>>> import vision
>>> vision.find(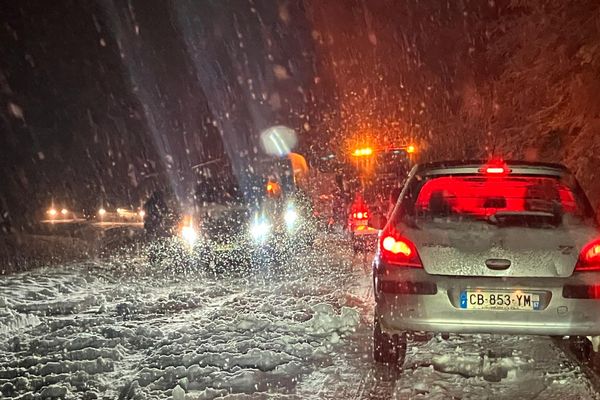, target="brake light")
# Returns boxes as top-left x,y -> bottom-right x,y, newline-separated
480,160 -> 510,175
379,230 -> 422,268
382,236 -> 412,256
485,167 -> 505,174
576,239 -> 600,271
